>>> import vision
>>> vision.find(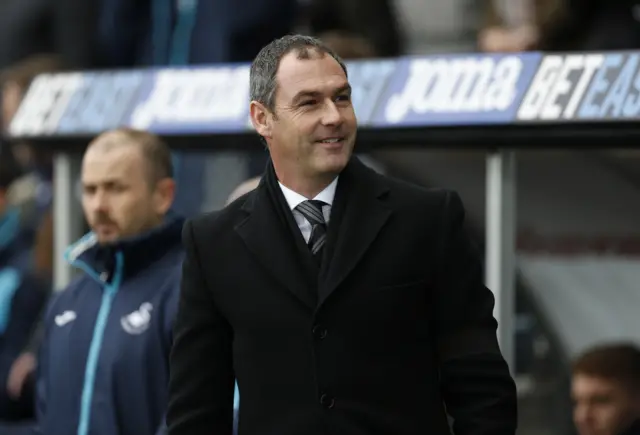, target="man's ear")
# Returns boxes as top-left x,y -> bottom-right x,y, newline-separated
153,178 -> 176,216
250,101 -> 273,140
